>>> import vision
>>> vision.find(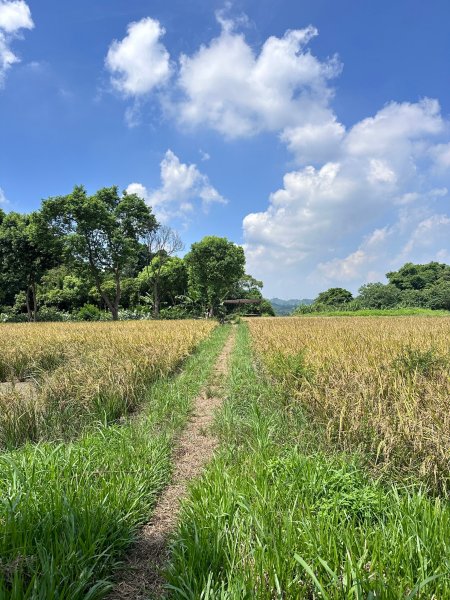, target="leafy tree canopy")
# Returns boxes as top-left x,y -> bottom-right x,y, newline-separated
357,283 -> 402,309
386,262 -> 450,290
137,256 -> 188,308
315,287 -> 353,306
39,266 -> 90,311
186,236 -> 245,316
42,185 -> 157,319
425,281 -> 450,310
0,211 -> 61,319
